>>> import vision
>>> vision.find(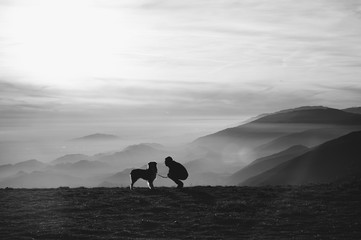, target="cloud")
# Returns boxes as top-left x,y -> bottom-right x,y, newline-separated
0,80 -> 60,107
0,80 -> 54,97
1,0 -> 361,141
